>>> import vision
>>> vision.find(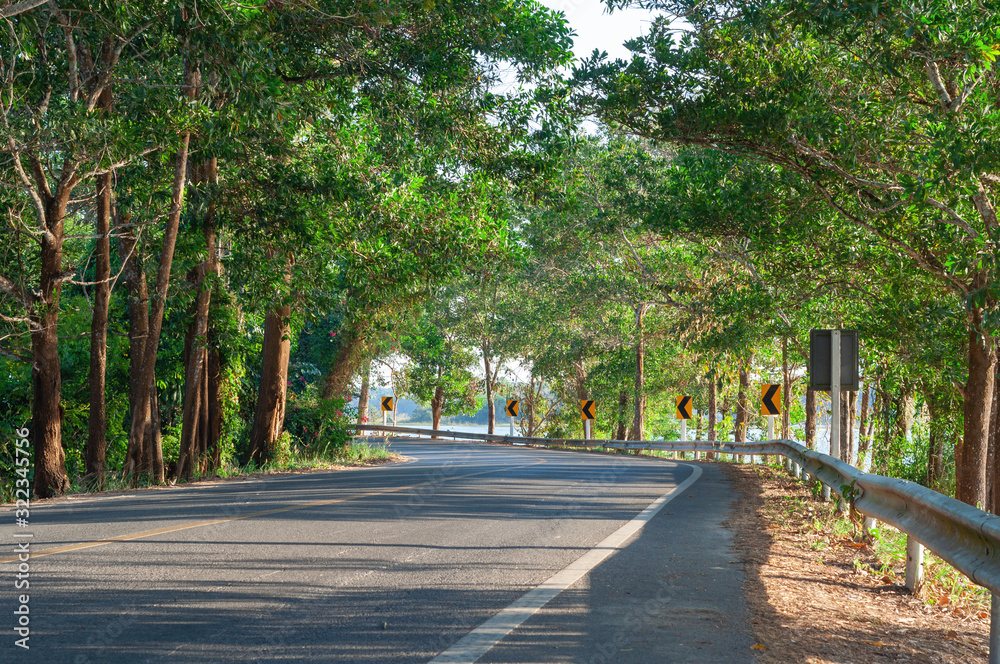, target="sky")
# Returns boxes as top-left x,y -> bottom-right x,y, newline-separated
538,0 -> 657,63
